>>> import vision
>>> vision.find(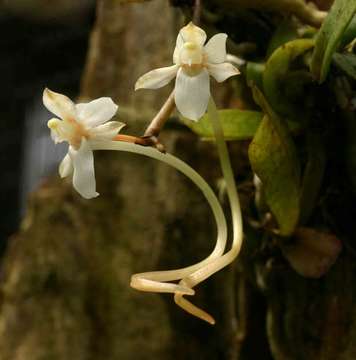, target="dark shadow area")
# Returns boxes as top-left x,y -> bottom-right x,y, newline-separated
0,8 -> 94,254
